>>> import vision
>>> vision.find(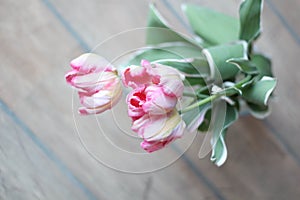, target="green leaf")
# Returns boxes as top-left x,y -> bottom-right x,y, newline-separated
125,42 -> 202,66
155,57 -> 209,75
242,76 -> 277,106
247,102 -> 271,119
211,131 -> 228,166
182,104 -> 211,132
202,41 -> 248,80
227,58 -> 258,74
157,59 -> 210,86
211,104 -> 238,166
198,109 -> 211,132
182,4 -> 239,46
147,4 -> 199,46
251,54 -> 273,78
239,0 -> 263,42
